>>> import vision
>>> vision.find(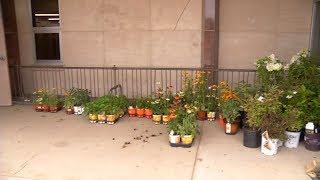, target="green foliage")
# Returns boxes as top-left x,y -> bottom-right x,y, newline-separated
64,88 -> 91,107
151,99 -> 164,115
168,109 -> 199,137
136,97 -> 147,108
283,106 -> 304,132
234,82 -> 258,108
32,89 -> 49,105
84,101 -> 100,115
47,92 -> 61,106
244,86 -> 283,129
261,112 -> 287,141
220,99 -> 241,123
